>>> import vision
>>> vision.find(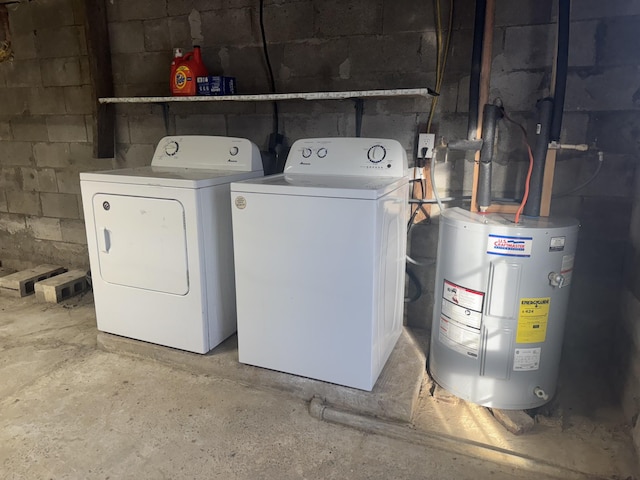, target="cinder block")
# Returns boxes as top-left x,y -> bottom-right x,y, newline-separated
0,213 -> 27,235
20,167 -> 58,193
28,87 -> 67,114
201,8 -> 255,45
11,116 -> 48,142
0,141 -> 34,166
565,67 -> 639,112
11,117 -> 48,142
6,190 -> 41,215
60,219 -> 87,244
0,118 -> 11,141
128,115 -> 167,144
40,58 -> 83,87
7,3 -> 35,35
115,144 -> 155,168
109,0 -> 168,22
0,89 -> 29,116
0,264 -> 66,297
494,0 -> 553,26
382,0 -> 433,34
64,86 -> 93,115
32,0 -> 75,29
261,2 -> 314,42
314,0 -> 382,37
0,190 -> 7,213
0,266 -> 17,277
142,18 -> 171,52
33,142 -> 72,168
40,192 -> 80,219
1,59 -> 43,87
0,167 -> 19,189
11,33 -> 38,60
168,15 -> 191,48
109,21 -> 146,54
35,269 -> 88,303
35,26 -> 83,58
174,115 -> 226,136
46,115 -> 87,142
56,170 -> 81,194
26,216 -> 62,241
